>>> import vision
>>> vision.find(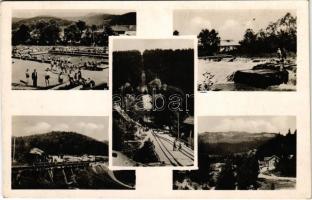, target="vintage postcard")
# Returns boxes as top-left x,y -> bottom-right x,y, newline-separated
1,1 -> 310,199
